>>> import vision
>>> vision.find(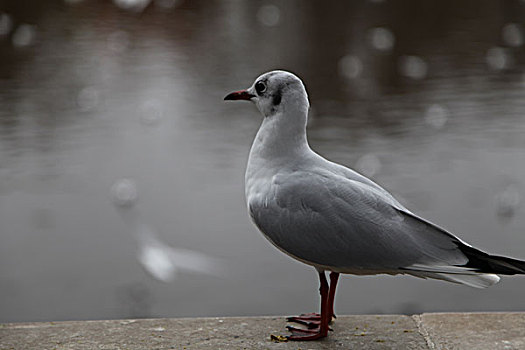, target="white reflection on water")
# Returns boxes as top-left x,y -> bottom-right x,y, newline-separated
256,4 -> 281,27
113,0 -> 151,13
112,178 -> 224,283
502,23 -> 523,48
11,24 -> 37,48
137,225 -> 224,282
355,153 -> 382,178
111,178 -> 139,208
0,13 -> 13,36
399,55 -> 428,80
486,47 -> 511,71
495,184 -> 522,220
339,54 -> 363,80
368,27 -> 395,52
424,104 -> 449,130
76,86 -> 100,112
